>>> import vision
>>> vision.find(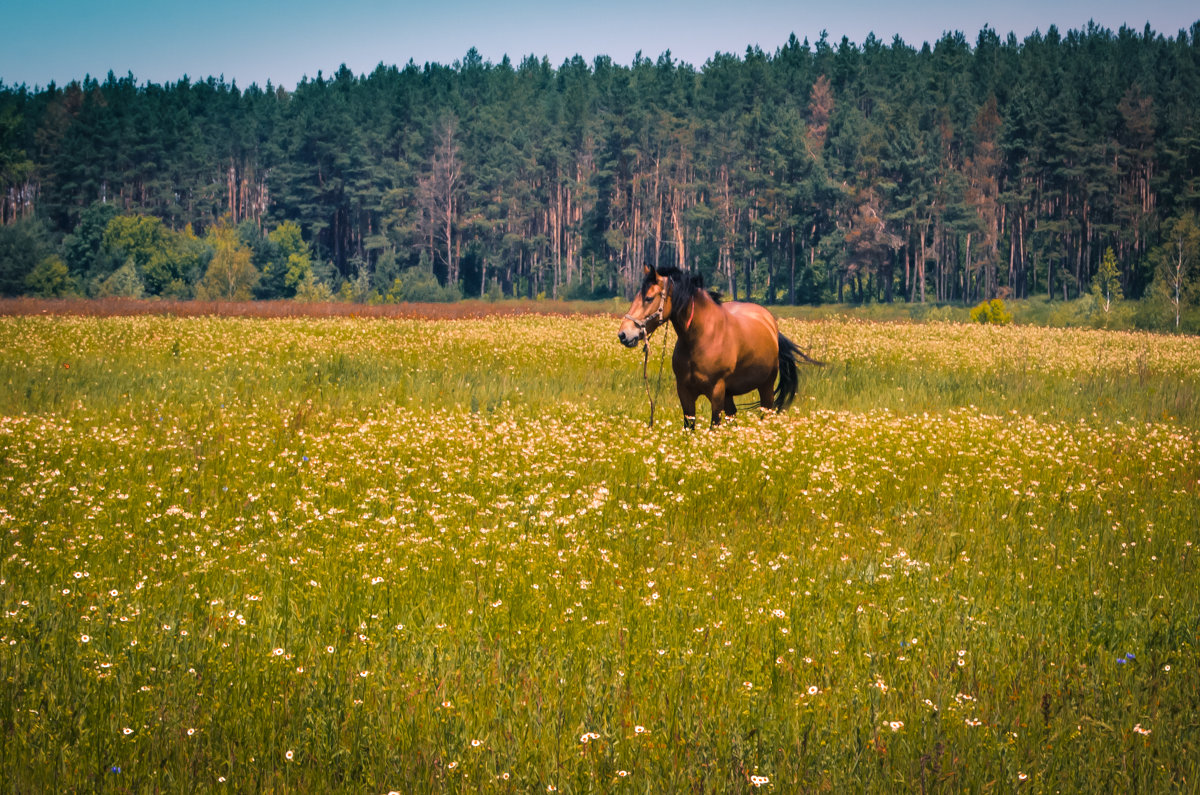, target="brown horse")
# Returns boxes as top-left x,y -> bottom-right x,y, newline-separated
618,264 -> 821,428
